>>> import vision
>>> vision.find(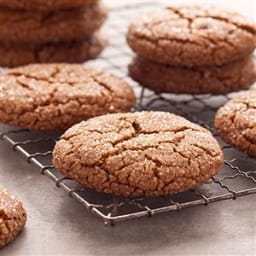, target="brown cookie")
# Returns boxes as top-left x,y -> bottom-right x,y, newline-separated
0,186 -> 27,248
129,56 -> 256,94
0,3 -> 107,44
215,91 -> 256,156
0,64 -> 136,130
0,0 -> 97,11
127,4 -> 256,67
0,33 -> 107,67
53,112 -> 223,197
